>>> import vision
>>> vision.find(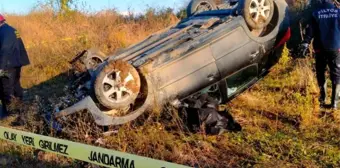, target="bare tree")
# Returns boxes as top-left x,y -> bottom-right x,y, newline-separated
47,0 -> 73,14
59,0 -> 72,13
